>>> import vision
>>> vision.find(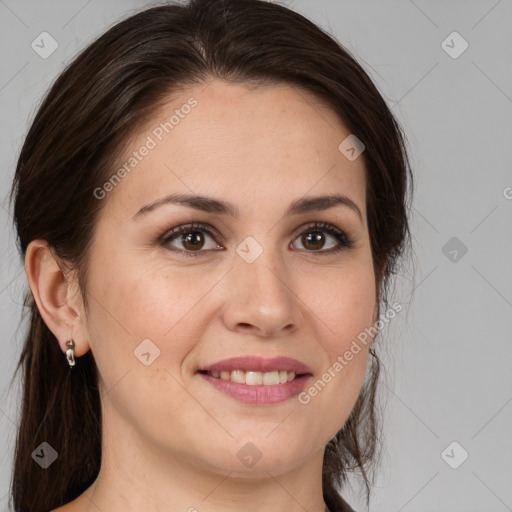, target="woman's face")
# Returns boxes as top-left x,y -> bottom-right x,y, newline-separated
79,79 -> 378,477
